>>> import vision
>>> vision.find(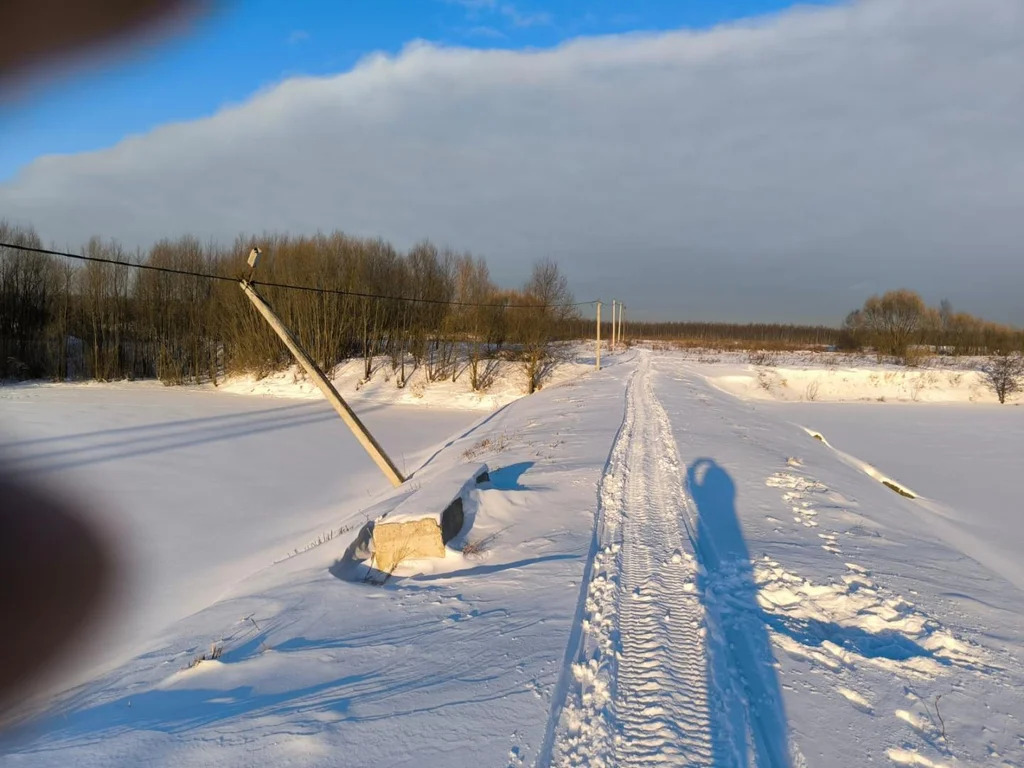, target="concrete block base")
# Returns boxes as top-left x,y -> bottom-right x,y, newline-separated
368,463 -> 485,574
372,518 -> 446,574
